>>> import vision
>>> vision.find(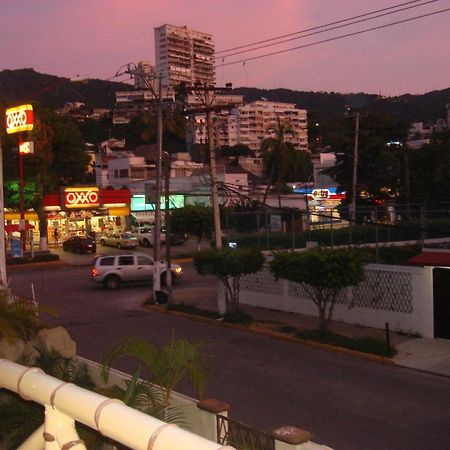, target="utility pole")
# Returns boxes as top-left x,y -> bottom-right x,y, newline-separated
119,64 -> 167,299
345,109 -> 367,224
350,111 -> 360,225
205,88 -> 222,248
180,82 -> 235,249
164,152 -> 172,304
0,135 -> 7,287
